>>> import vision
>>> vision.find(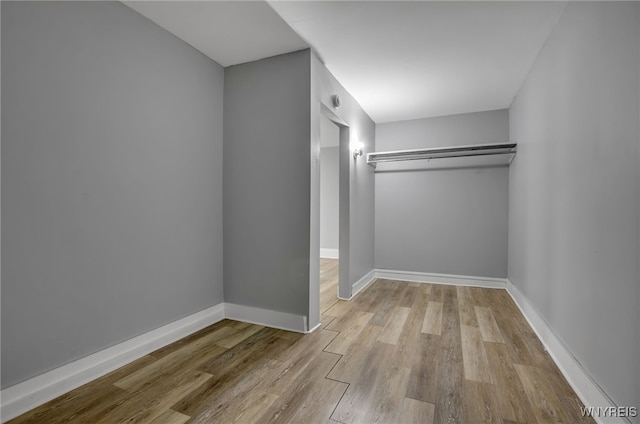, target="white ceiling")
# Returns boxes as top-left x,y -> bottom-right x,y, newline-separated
123,1 -> 566,123
123,1 -> 307,67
